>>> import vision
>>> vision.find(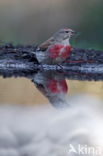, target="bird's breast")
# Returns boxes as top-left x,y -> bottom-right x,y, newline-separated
48,44 -> 71,59
59,45 -> 71,58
